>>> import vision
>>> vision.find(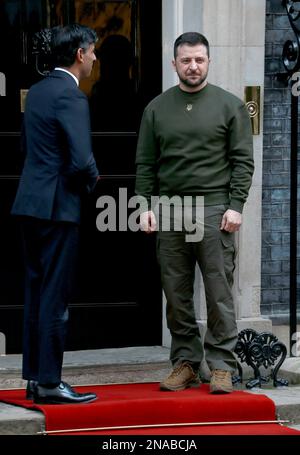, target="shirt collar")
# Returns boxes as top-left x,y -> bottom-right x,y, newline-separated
54,67 -> 79,86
